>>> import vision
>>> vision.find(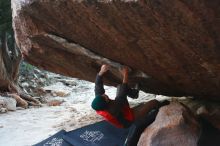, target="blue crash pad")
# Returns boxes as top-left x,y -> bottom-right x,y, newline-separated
63,121 -> 129,146
33,130 -> 72,146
